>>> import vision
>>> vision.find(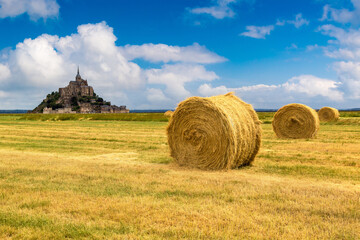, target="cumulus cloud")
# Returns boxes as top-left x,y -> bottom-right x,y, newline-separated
240,25 -> 274,39
319,24 -> 360,48
146,88 -> 170,103
324,48 -> 360,59
0,22 -> 143,108
318,20 -> 360,100
146,64 -> 219,100
198,83 -> 229,96
0,21 -> 226,109
2,22 -> 143,92
0,63 -> 10,82
0,0 -> 59,20
120,43 -> 227,64
190,0 -> 237,19
283,75 -> 343,101
318,24 -> 360,59
334,61 -> 360,99
198,75 -> 343,108
320,0 -> 360,24
12,34 -> 67,87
